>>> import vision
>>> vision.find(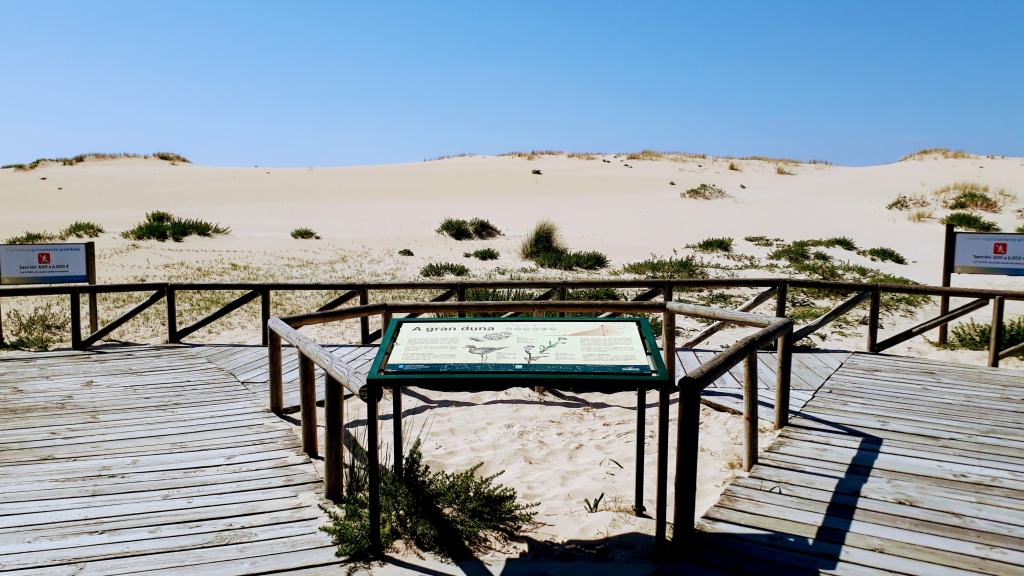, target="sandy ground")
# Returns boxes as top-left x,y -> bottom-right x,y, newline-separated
2,152 -> 1023,568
